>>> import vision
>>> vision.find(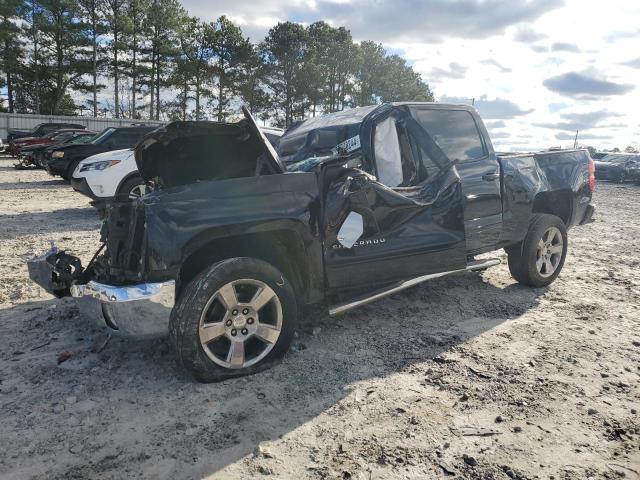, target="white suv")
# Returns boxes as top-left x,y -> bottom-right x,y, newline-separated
70,148 -> 148,205
71,126 -> 283,207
